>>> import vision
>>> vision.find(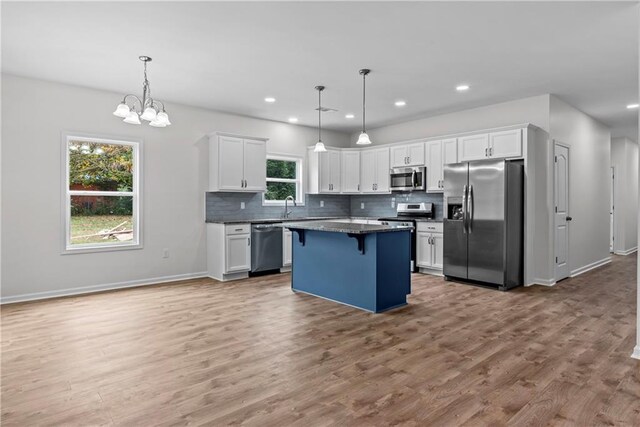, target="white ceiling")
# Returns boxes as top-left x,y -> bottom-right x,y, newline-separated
2,1 -> 638,140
